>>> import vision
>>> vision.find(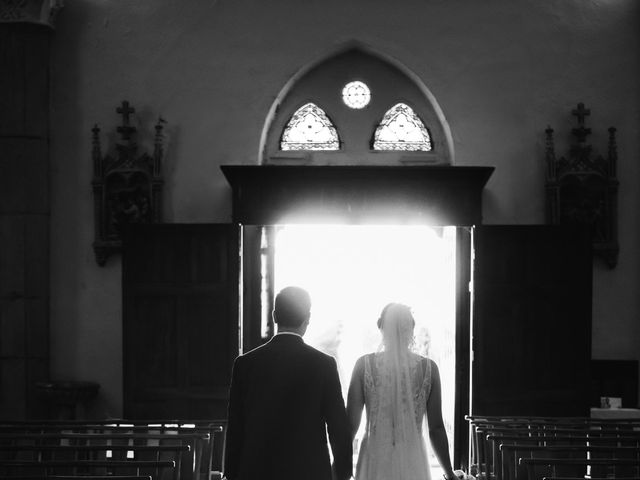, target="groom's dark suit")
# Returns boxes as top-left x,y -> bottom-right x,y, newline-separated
224,333 -> 352,480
